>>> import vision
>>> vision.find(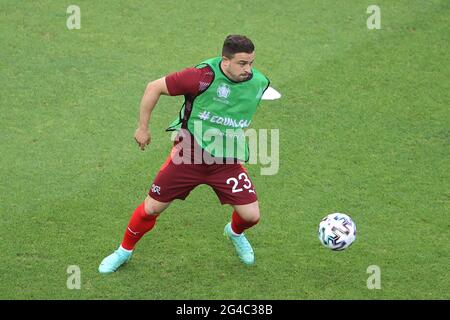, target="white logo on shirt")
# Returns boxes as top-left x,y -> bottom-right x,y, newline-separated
217,83 -> 231,99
